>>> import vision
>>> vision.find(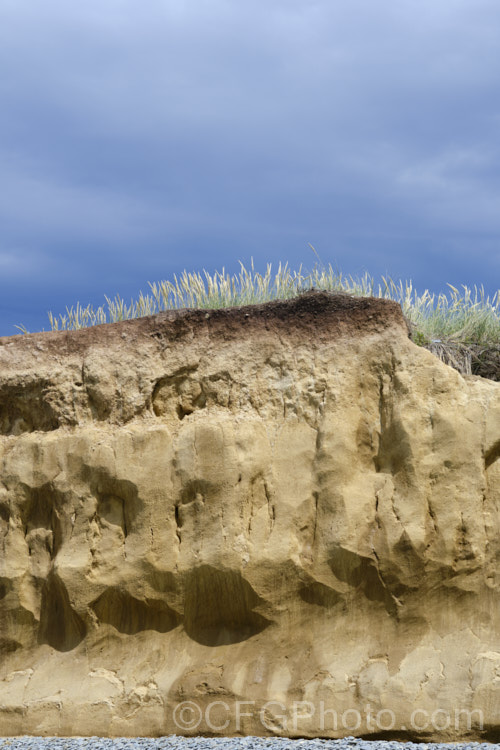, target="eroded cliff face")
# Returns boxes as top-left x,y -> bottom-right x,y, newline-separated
0,293 -> 499,740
